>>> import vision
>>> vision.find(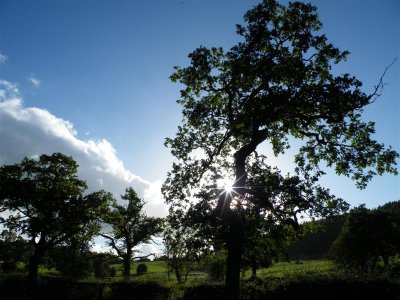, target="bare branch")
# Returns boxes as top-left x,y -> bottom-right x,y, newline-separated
99,233 -> 124,258
368,57 -> 397,103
